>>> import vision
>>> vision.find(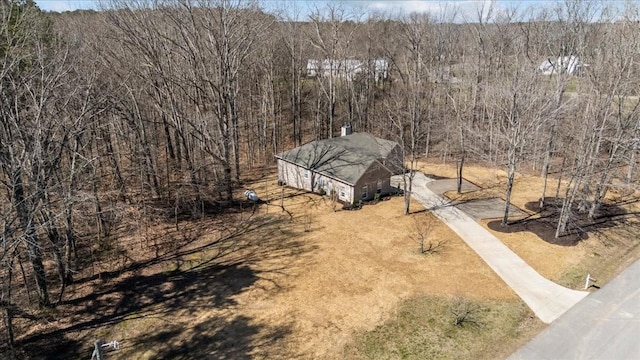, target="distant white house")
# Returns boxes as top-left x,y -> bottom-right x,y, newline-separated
306,59 -> 389,81
538,56 -> 585,75
373,59 -> 389,81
